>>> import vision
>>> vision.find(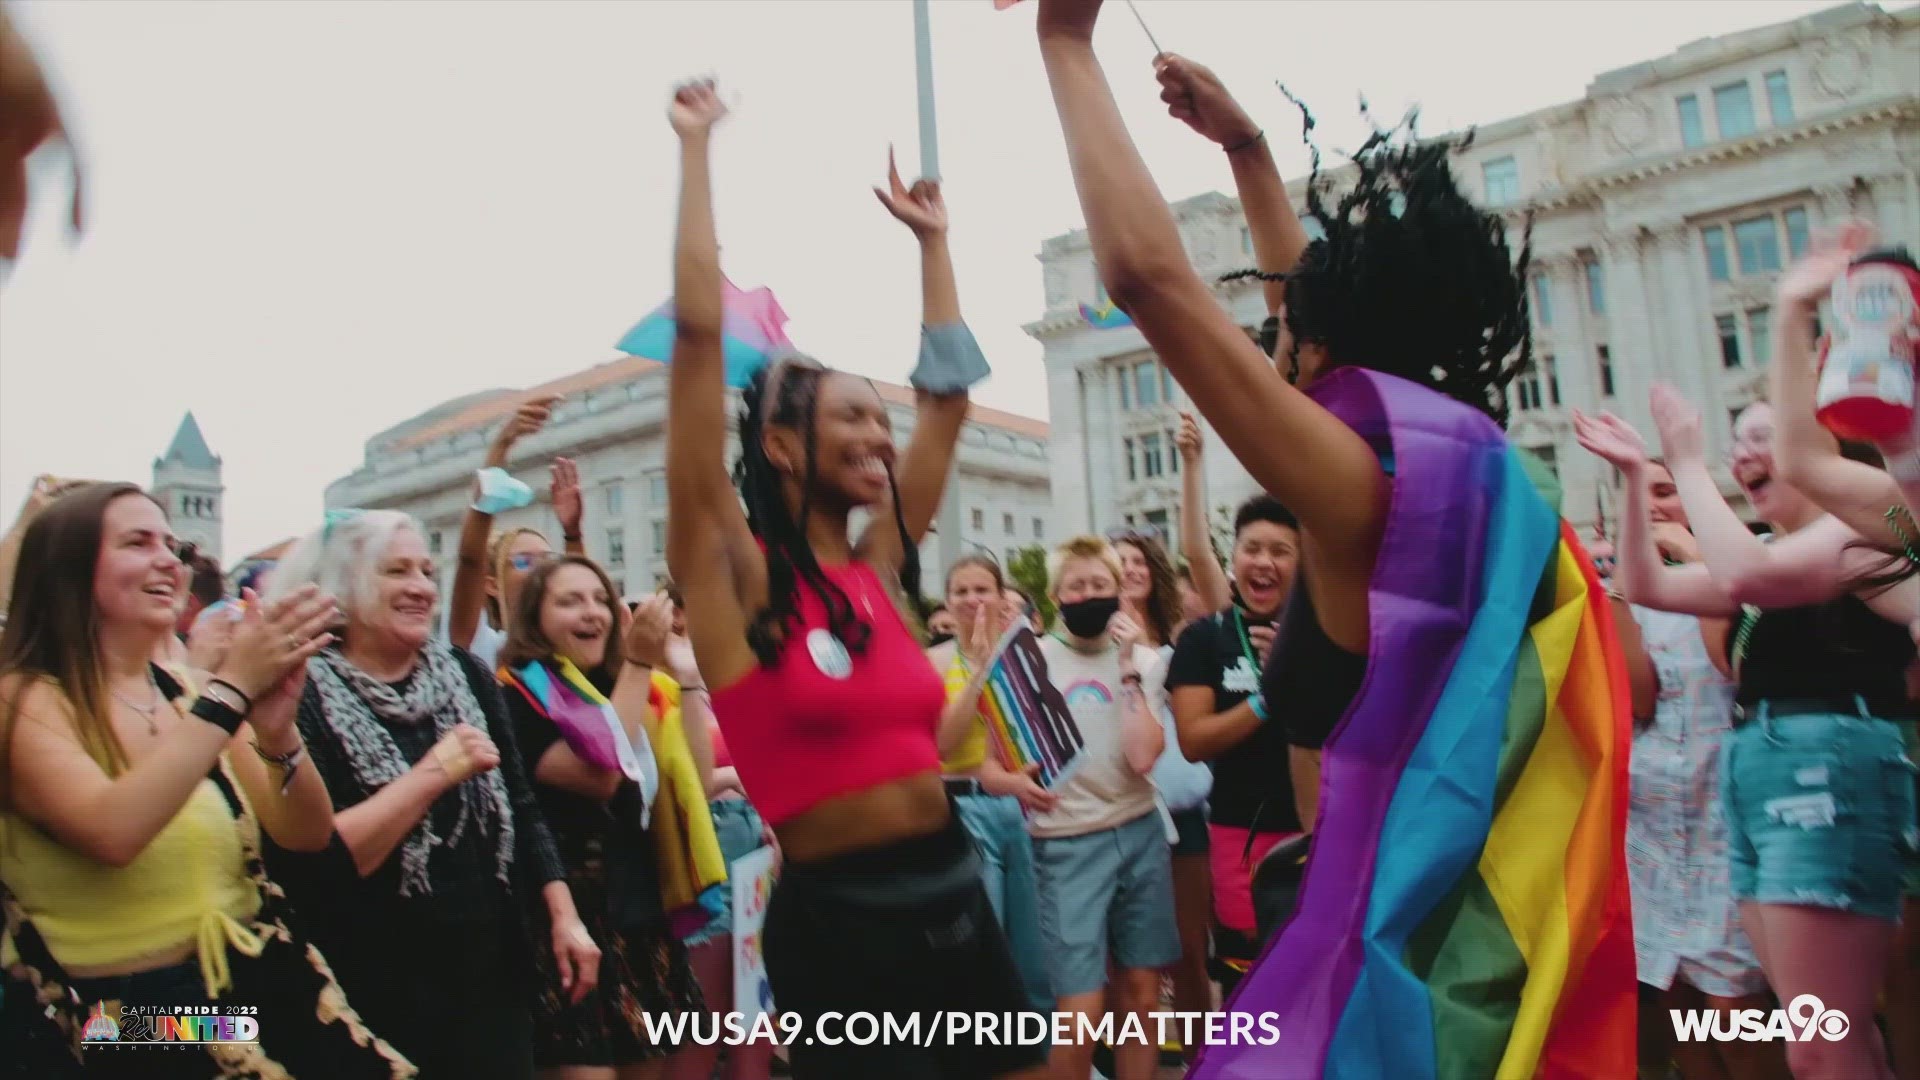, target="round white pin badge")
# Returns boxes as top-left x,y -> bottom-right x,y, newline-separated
806,628 -> 853,680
